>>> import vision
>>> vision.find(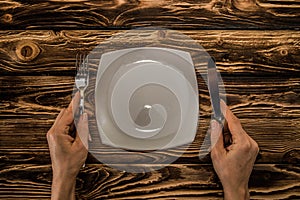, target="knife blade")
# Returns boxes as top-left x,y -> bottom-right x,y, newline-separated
207,57 -> 224,124
207,57 -> 231,147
